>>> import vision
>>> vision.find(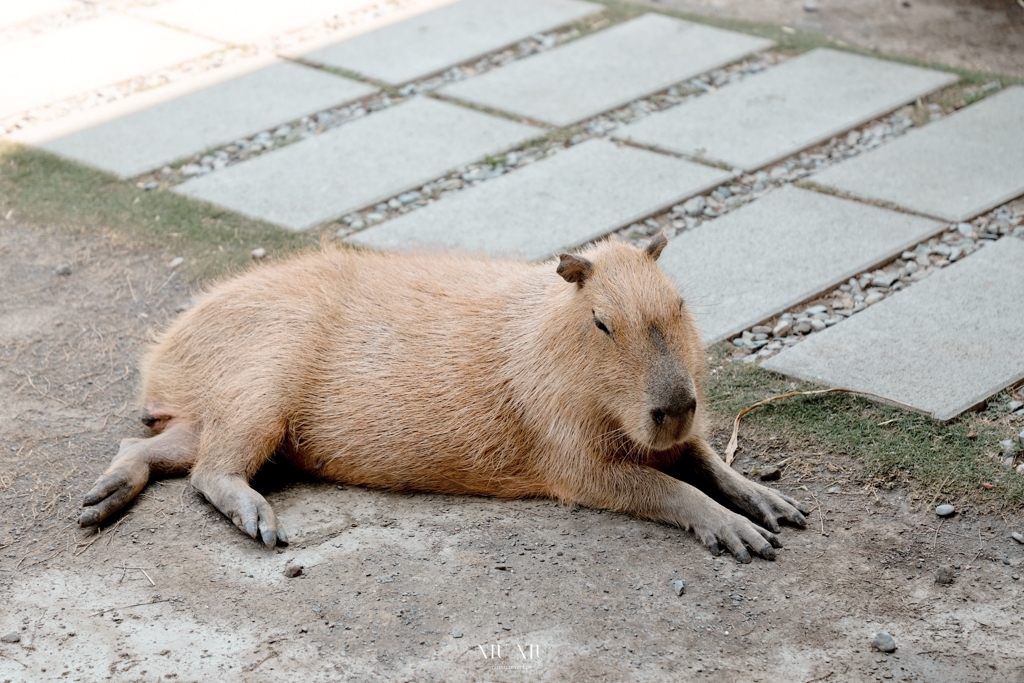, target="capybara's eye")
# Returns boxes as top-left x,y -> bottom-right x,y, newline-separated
594,318 -> 611,335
